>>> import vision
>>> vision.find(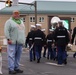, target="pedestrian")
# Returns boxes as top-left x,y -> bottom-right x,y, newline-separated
34,24 -> 45,63
4,10 -> 25,74
52,22 -> 59,61
26,25 -> 36,62
46,29 -> 54,60
71,27 -> 76,58
54,20 -> 70,65
41,29 -> 47,58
